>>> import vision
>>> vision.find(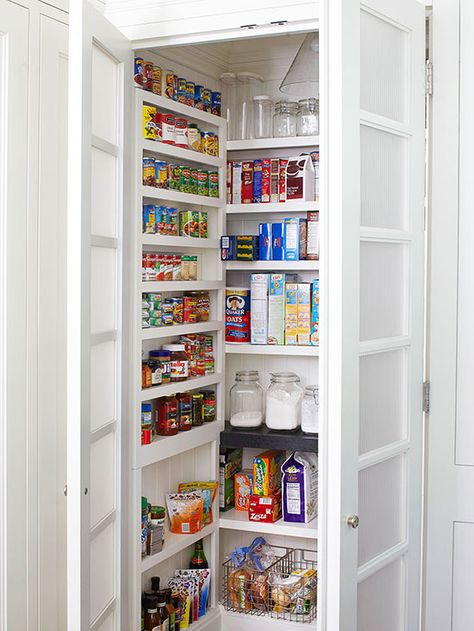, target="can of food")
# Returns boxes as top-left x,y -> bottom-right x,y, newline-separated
134,57 -> 144,86
177,77 -> 187,104
142,105 -> 157,140
180,166 -> 191,194
211,91 -> 221,116
194,85 -> 204,110
143,61 -> 154,91
201,131 -> 216,156
154,111 -> 162,140
186,81 -> 195,107
208,171 -> 219,197
191,393 -> 204,426
174,117 -> 188,148
187,124 -> 201,152
197,170 -> 209,196
201,88 -> 212,112
163,69 -> 175,99
190,168 -> 198,195
143,157 -> 156,187
155,160 -> 168,189
152,65 -> 161,89
167,164 -> 180,190
161,113 -> 175,145
225,288 -> 251,343
198,211 -> 208,238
